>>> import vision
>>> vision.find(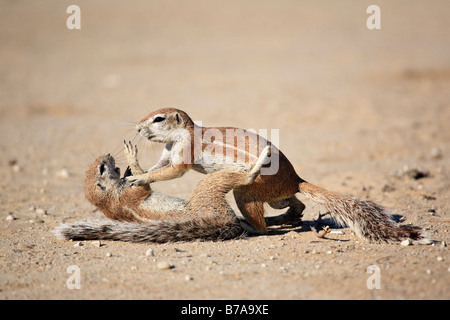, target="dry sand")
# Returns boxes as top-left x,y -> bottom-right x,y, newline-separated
0,0 -> 449,299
